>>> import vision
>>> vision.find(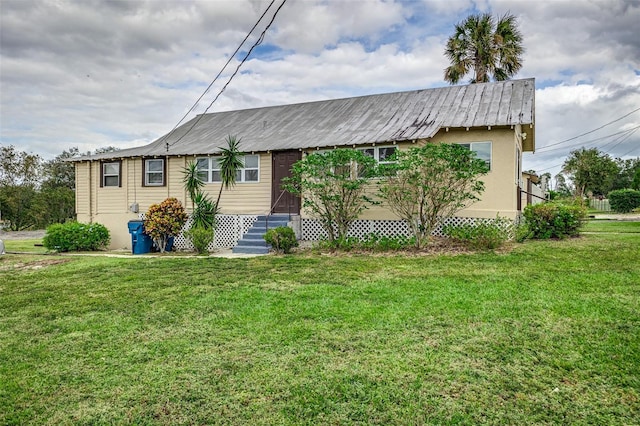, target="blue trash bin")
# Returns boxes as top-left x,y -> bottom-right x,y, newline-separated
128,220 -> 152,254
